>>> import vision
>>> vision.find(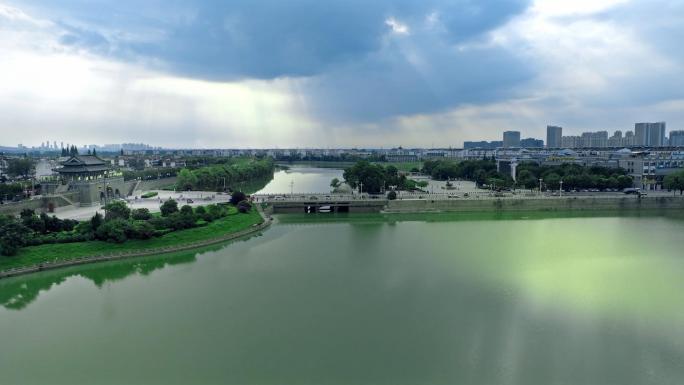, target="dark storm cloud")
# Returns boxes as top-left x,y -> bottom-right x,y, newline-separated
17,0 -> 530,80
